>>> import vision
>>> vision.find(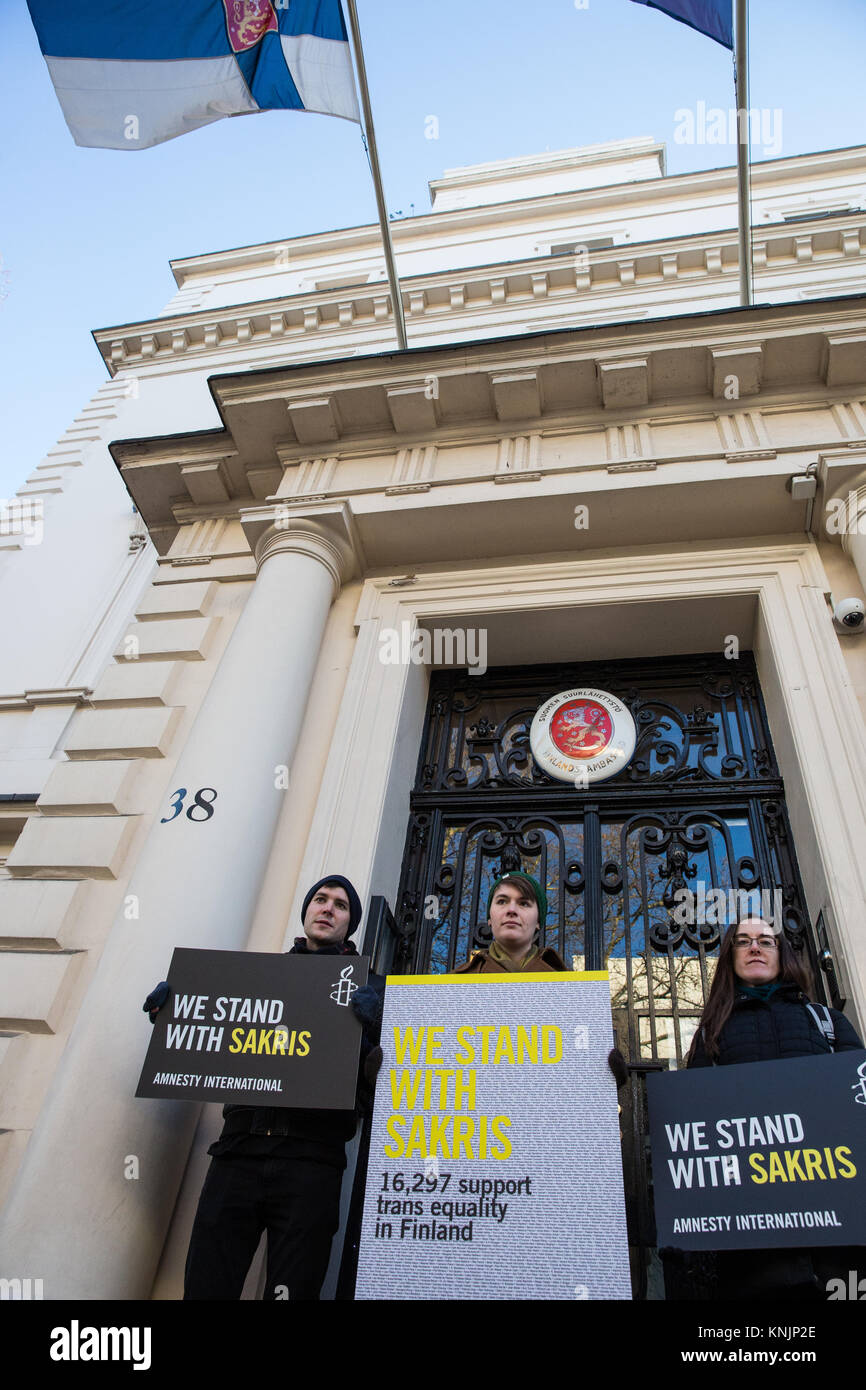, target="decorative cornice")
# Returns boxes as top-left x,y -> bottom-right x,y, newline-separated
108,298 -> 866,554
607,460 -> 656,474
726,449 -> 777,463
95,214 -> 866,374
